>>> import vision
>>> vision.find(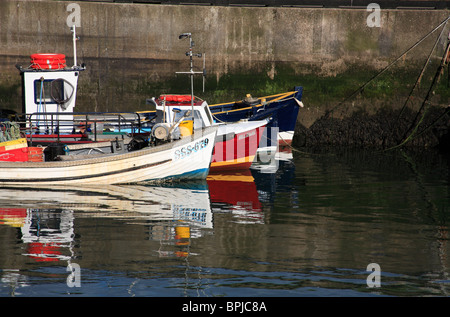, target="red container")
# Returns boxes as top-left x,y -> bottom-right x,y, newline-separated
0,147 -> 29,162
27,147 -> 44,162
